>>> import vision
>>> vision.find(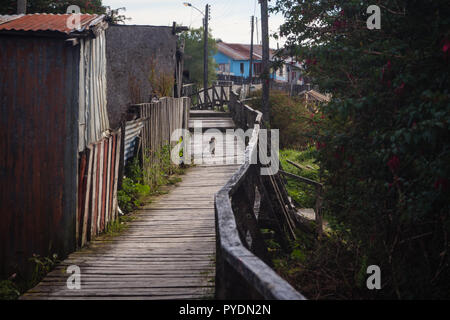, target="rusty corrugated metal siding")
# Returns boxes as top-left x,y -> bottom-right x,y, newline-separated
0,36 -> 80,277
